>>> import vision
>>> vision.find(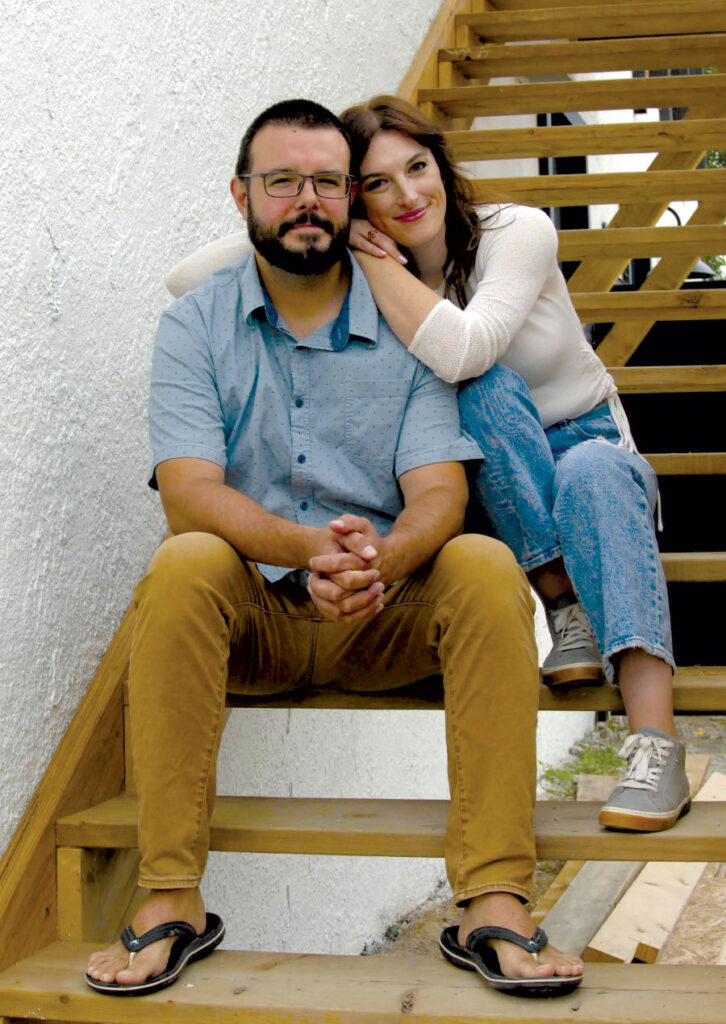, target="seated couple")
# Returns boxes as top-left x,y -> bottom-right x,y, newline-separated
86,95 -> 687,1000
